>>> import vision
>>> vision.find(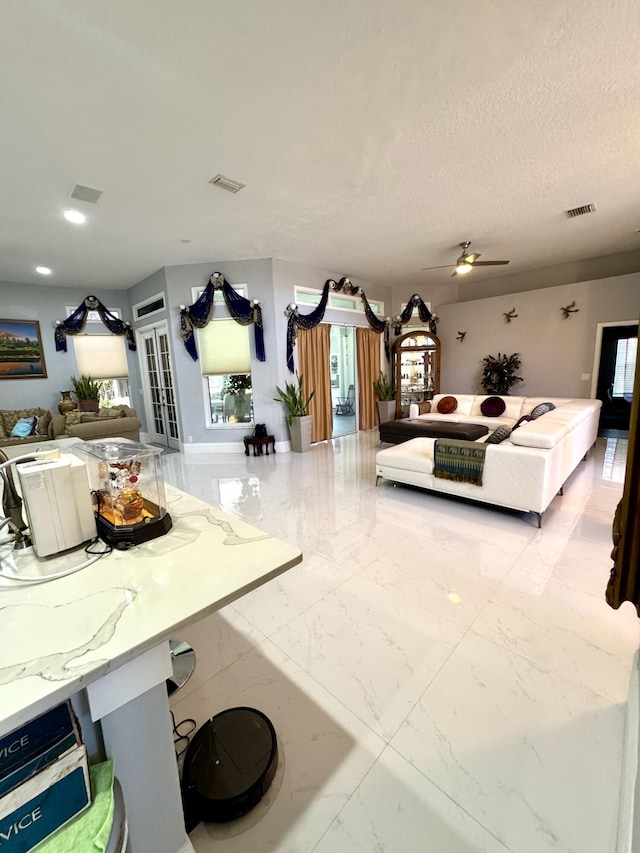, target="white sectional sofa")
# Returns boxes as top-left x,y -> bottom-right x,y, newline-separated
375,393 -> 602,526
